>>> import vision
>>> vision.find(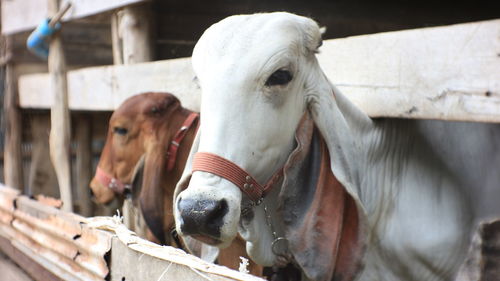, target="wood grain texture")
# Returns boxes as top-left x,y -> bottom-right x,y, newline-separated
18,19 -> 500,122
75,115 -> 92,216
48,0 -> 73,212
3,37 -> 24,190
